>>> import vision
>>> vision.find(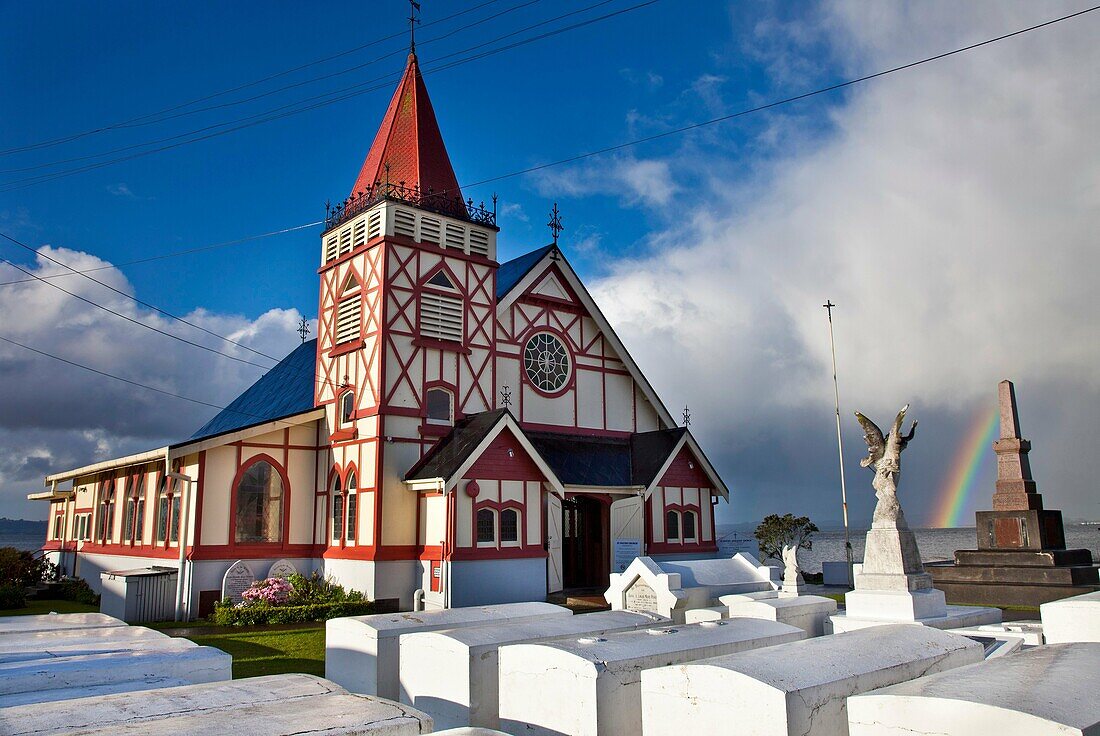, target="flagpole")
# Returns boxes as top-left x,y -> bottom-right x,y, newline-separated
823,300 -> 852,587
